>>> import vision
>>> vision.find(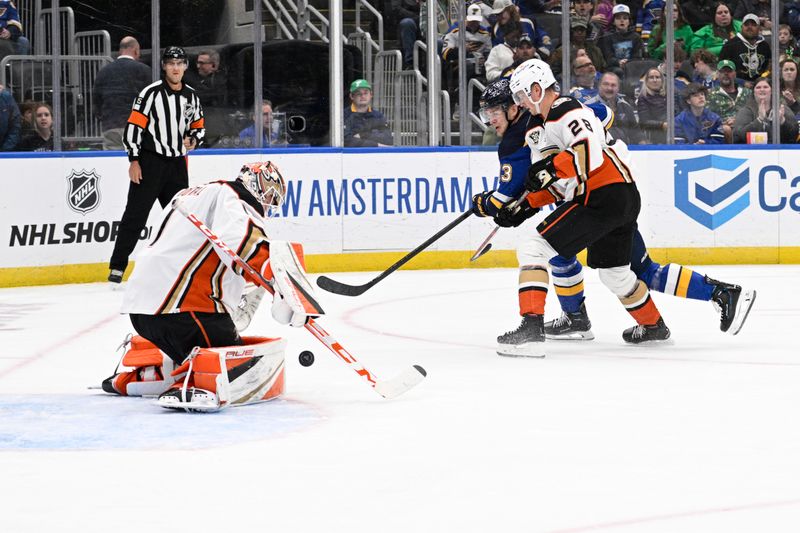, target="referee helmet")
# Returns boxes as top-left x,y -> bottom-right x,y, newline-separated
162,46 -> 188,64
